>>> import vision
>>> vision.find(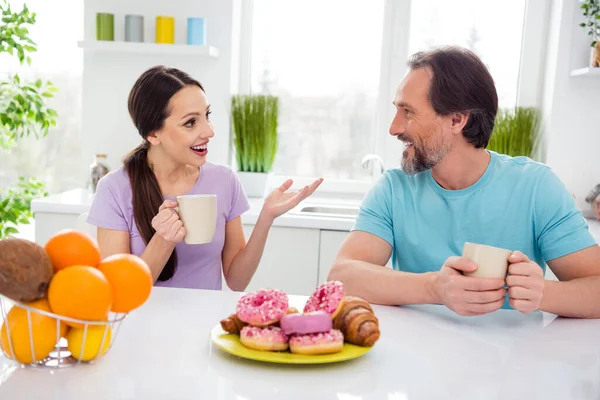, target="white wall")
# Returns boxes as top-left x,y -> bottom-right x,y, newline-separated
543,0 -> 600,217
81,0 -> 236,186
